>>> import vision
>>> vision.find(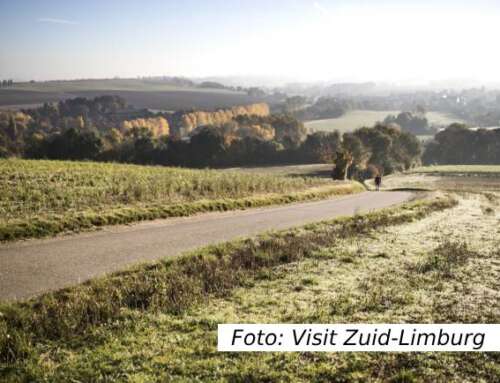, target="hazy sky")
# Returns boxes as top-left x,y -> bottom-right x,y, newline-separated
1,0 -> 500,84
